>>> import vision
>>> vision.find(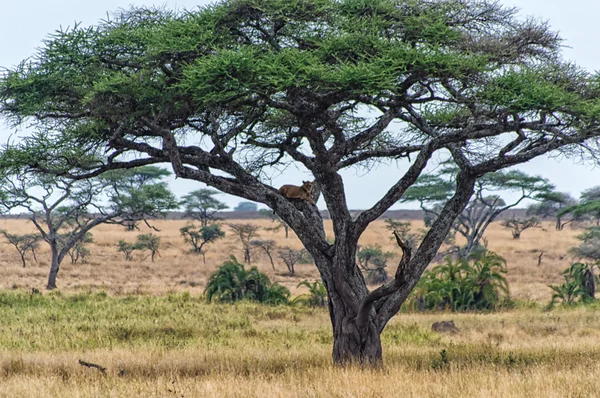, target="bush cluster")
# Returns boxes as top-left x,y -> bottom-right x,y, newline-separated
409,251 -> 509,311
